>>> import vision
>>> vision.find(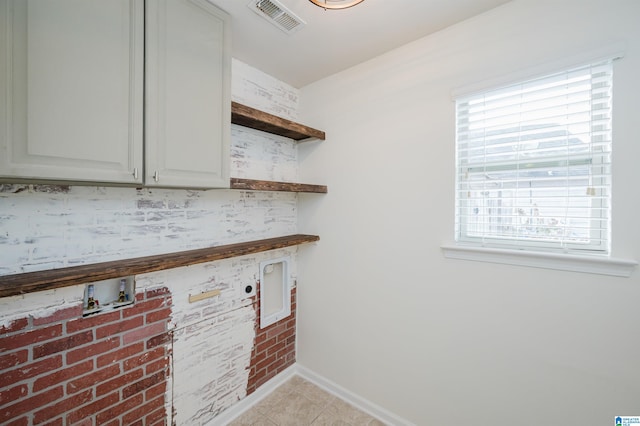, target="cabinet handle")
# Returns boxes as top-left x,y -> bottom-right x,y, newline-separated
133,168 -> 138,180
154,171 -> 159,182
